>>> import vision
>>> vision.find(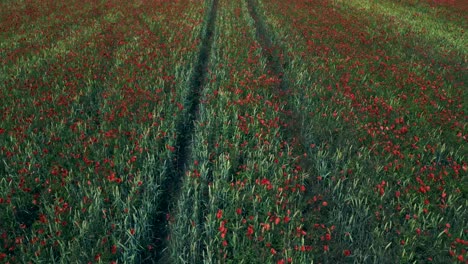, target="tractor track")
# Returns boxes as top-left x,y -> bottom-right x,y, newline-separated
246,0 -> 287,91
147,0 -> 219,262
245,0 -> 312,171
